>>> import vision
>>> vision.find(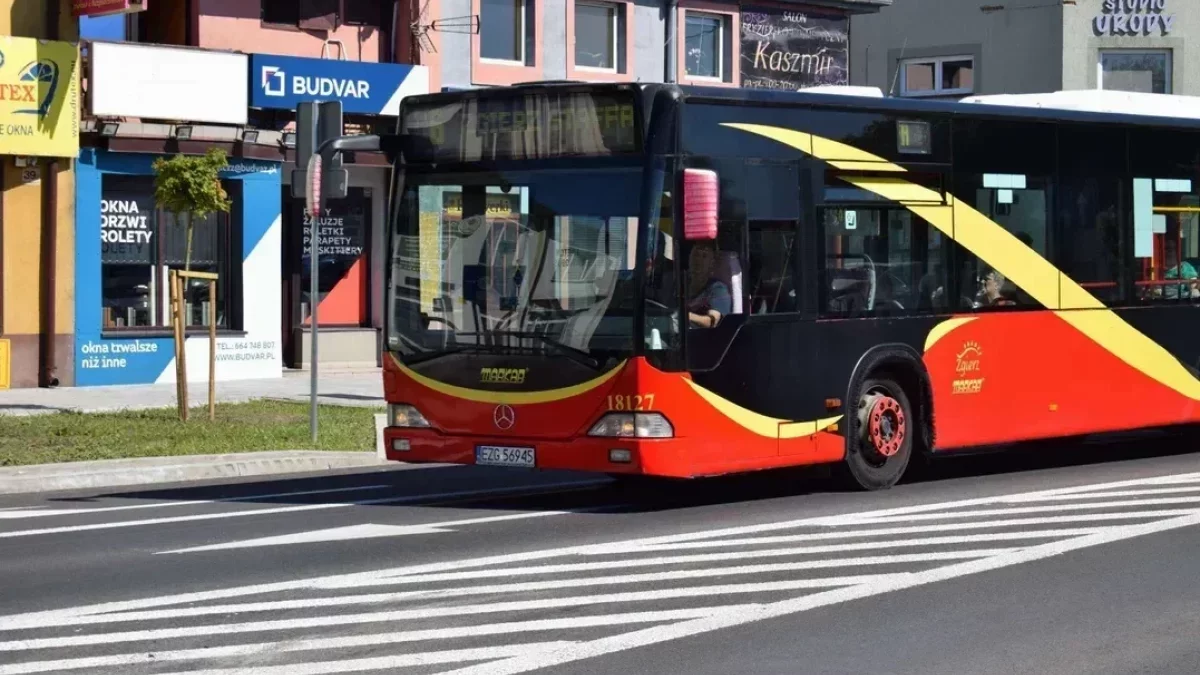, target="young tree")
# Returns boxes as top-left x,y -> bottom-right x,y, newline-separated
152,148 -> 233,421
152,148 -> 233,274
